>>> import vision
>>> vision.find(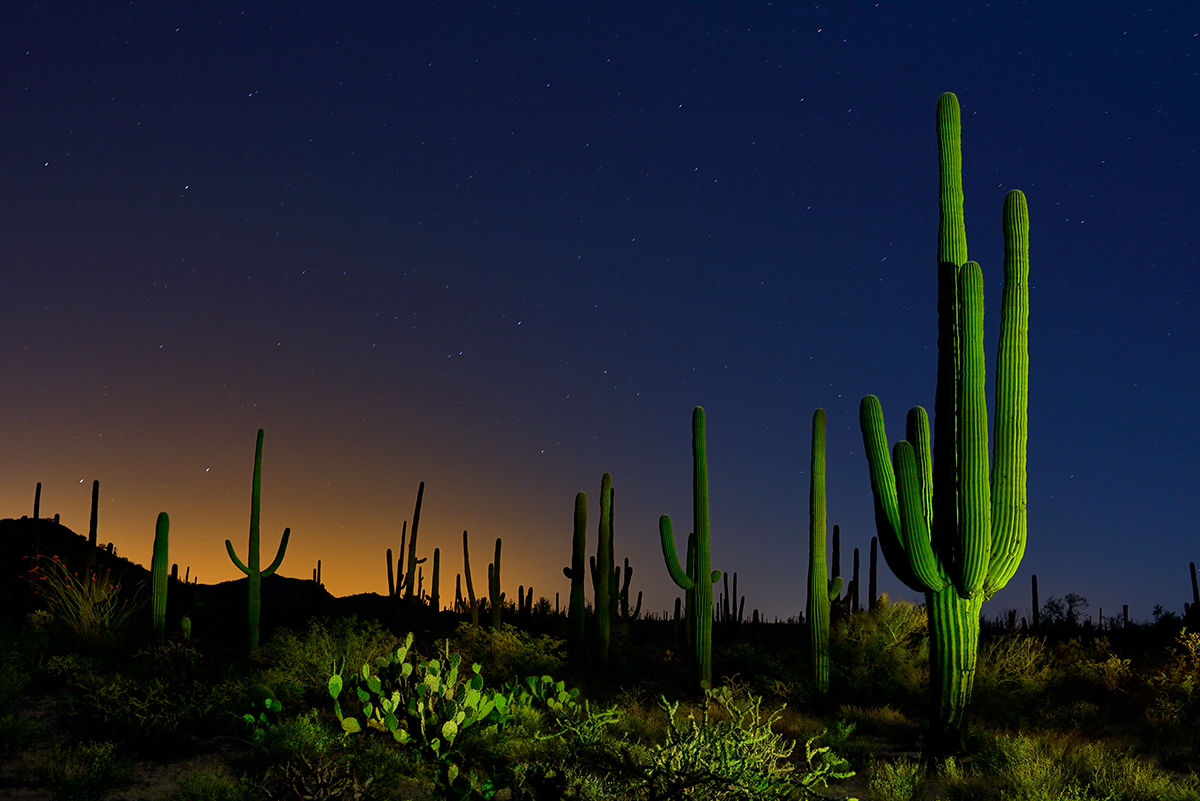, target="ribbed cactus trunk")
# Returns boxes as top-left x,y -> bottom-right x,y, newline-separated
463,530 -> 479,627
565,492 -> 588,667
858,93 -> 1030,753
488,537 -> 503,629
806,409 -> 842,695
151,512 -> 170,637
594,474 -> 614,662
225,429 -> 291,656
660,406 -> 722,690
